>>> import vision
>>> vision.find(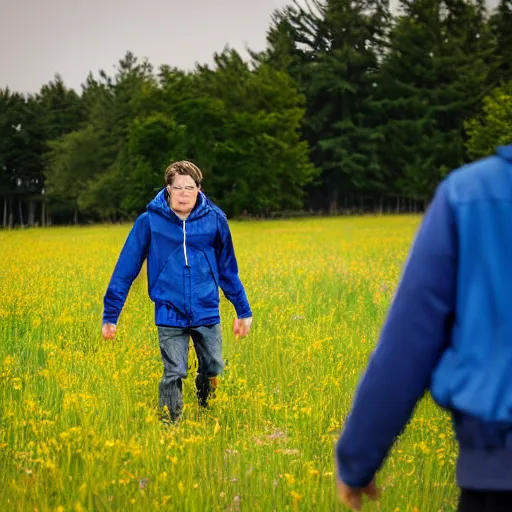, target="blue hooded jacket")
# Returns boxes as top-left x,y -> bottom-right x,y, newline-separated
336,145 -> 512,491
103,189 -> 252,328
